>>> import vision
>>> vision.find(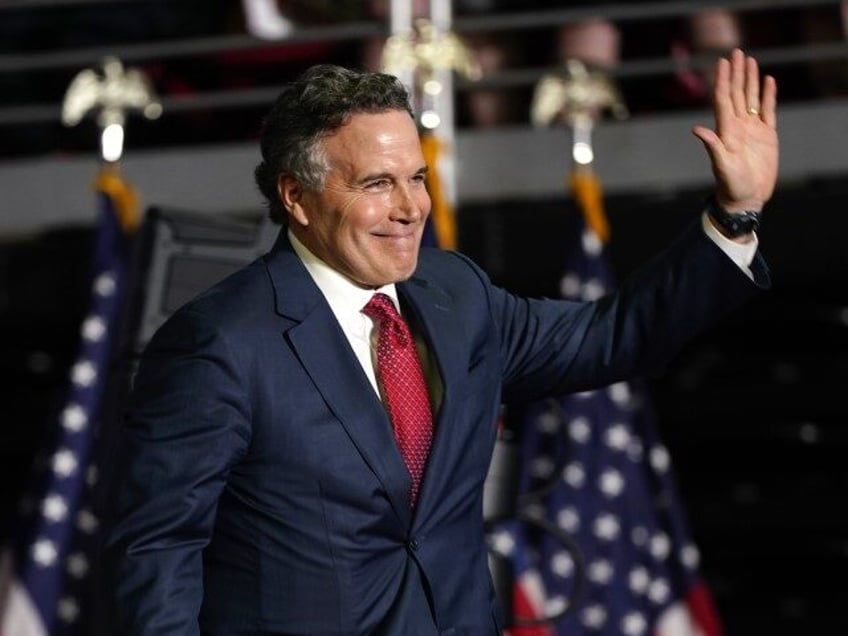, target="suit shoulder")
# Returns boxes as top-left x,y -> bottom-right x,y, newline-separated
154,258 -> 273,338
415,247 -> 492,289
